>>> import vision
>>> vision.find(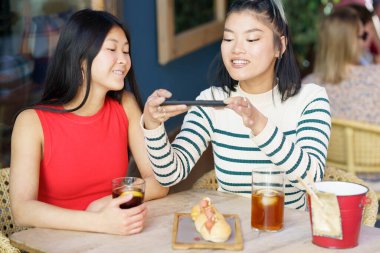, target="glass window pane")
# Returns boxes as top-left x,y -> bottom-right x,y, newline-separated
0,0 -> 109,167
